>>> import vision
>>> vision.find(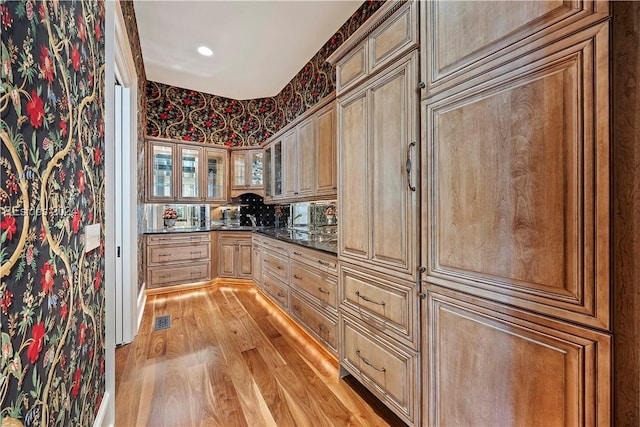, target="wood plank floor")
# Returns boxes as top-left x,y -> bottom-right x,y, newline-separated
115,283 -> 407,427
